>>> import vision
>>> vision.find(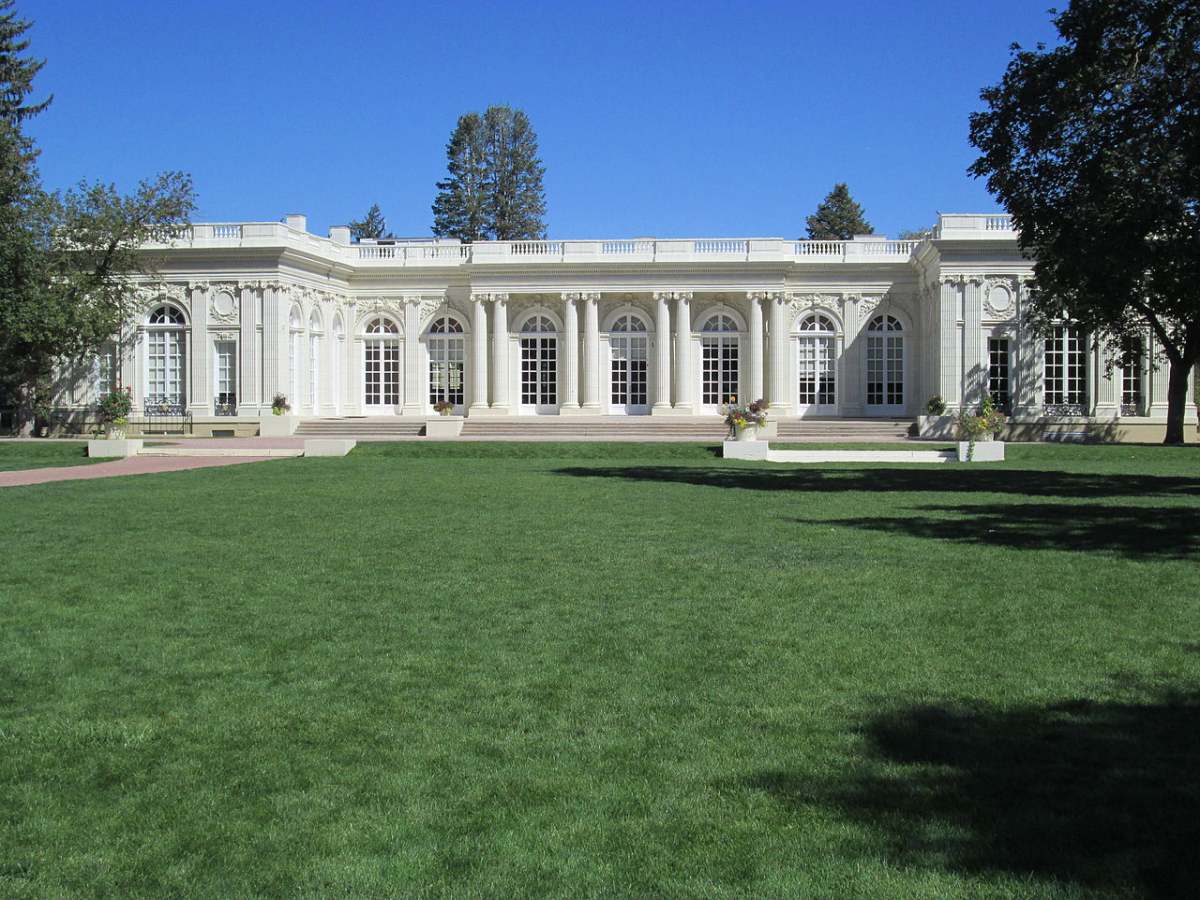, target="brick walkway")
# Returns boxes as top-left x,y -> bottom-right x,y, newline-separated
0,454 -> 281,489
